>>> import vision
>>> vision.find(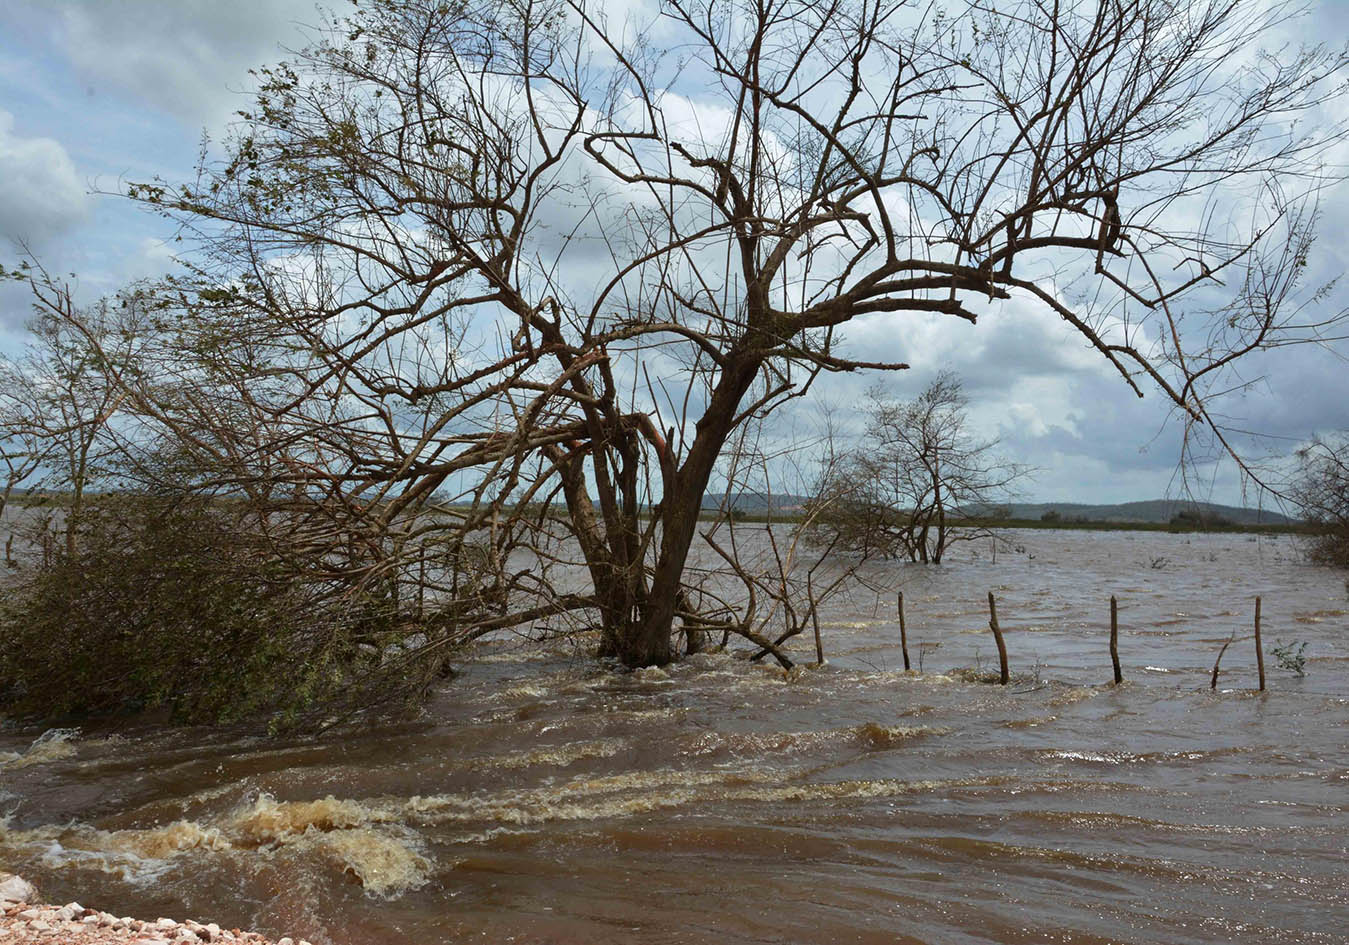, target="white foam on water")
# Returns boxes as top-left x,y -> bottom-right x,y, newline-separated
0,728 -> 81,770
